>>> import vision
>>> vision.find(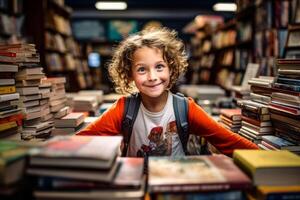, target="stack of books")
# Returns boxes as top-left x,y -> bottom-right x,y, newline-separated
53,112 -> 85,135
0,140 -> 29,197
148,155 -> 252,199
0,44 -> 51,140
266,59 -> 300,153
233,150 -> 300,199
42,77 -> 73,136
237,96 -> 273,145
38,80 -> 52,122
27,136 -> 145,200
72,95 -> 99,116
219,108 -> 242,133
0,50 -> 22,140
